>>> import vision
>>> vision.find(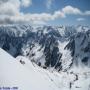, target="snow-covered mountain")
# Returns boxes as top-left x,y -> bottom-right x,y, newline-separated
0,24 -> 90,71
0,48 -> 90,90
